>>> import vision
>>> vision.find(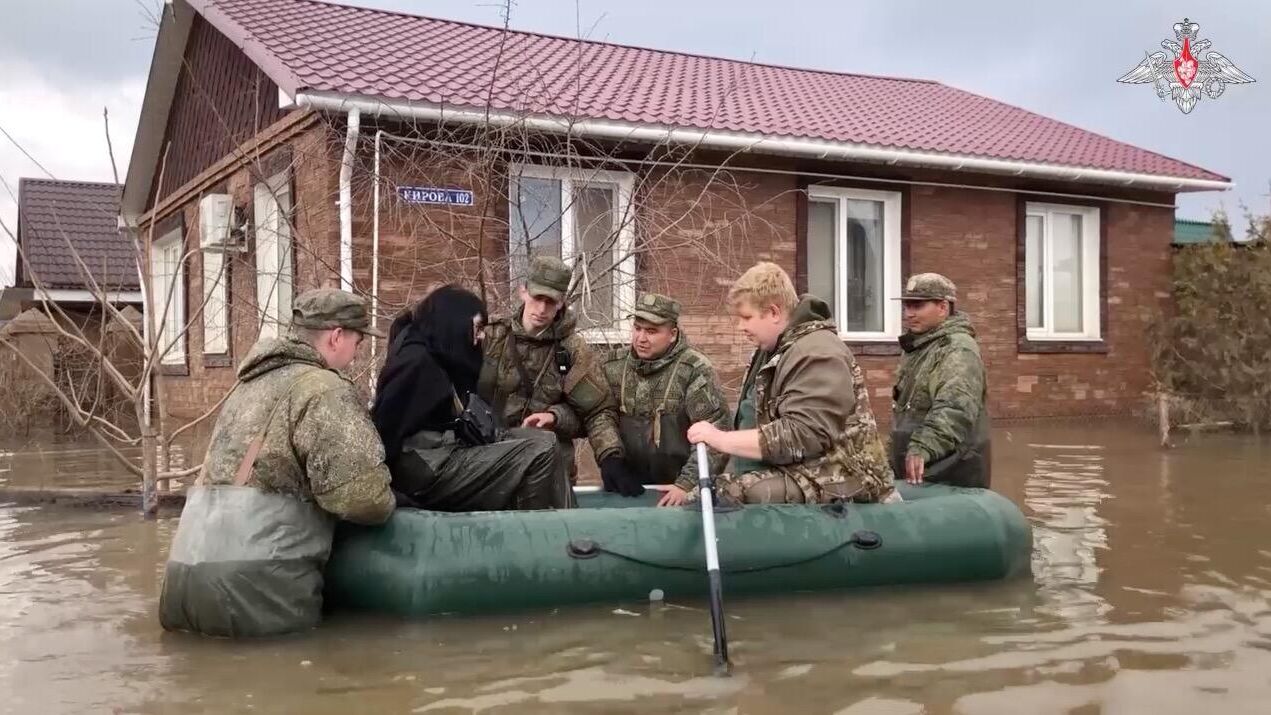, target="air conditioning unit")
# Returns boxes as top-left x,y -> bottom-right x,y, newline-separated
198,193 -> 245,251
